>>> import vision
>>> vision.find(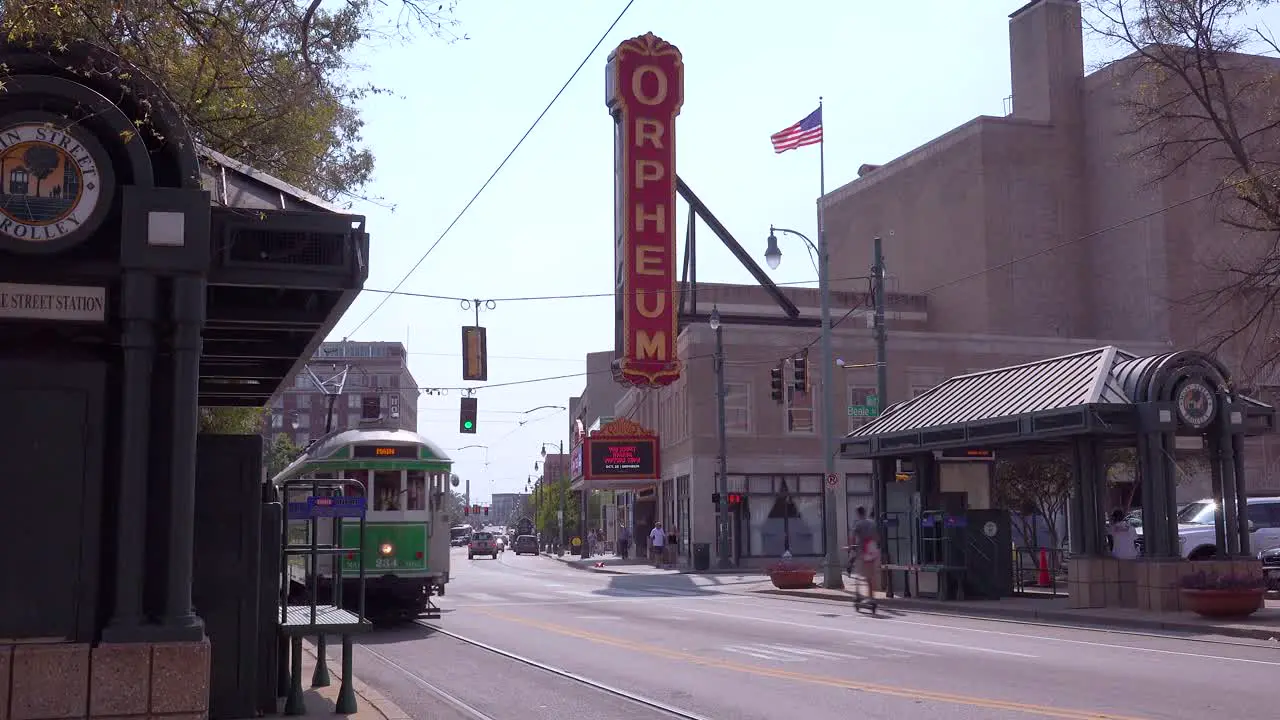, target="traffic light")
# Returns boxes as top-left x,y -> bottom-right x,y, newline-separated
483,506 -> 490,516
459,396 -> 478,433
770,364 -> 784,403
461,326 -> 488,381
712,492 -> 721,505
727,493 -> 743,505
793,355 -> 808,392
464,505 -> 471,515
